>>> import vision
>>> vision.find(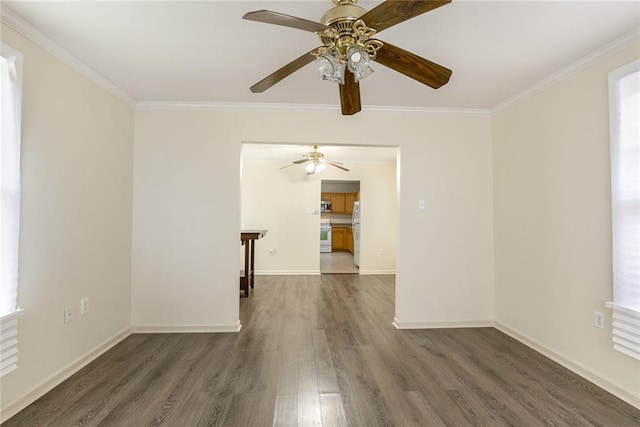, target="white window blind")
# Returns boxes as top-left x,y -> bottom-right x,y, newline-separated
0,43 -> 24,377
606,59 -> 640,361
